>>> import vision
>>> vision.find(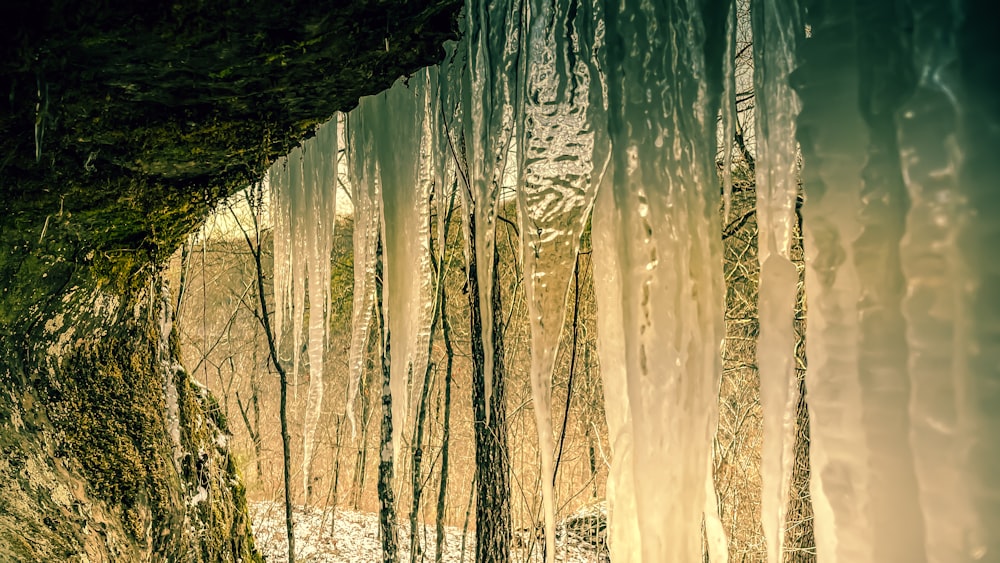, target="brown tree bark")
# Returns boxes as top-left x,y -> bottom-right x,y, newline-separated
466,207 -> 511,563
375,233 -> 400,563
